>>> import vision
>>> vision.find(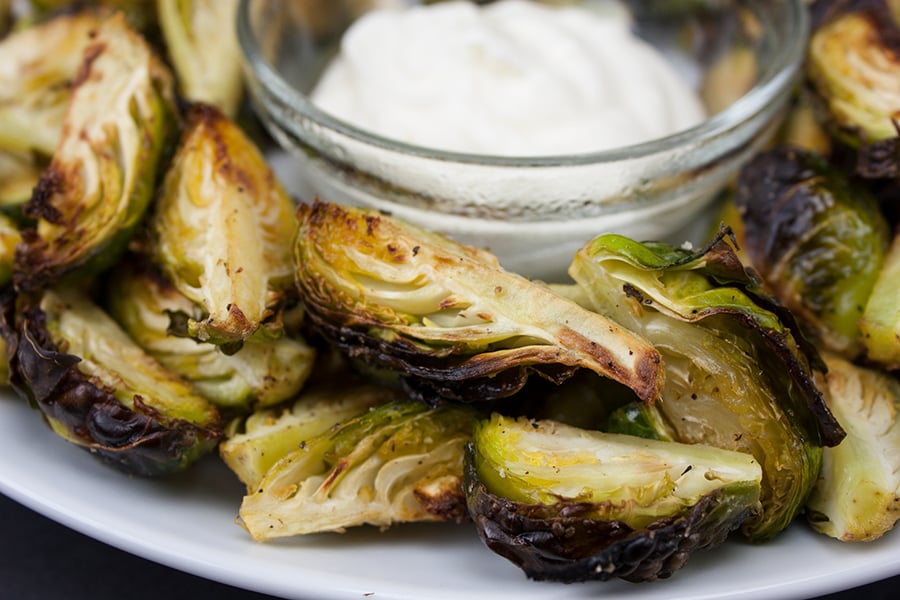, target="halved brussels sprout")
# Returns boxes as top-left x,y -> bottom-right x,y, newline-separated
807,4 -> 900,146
860,233 -> 900,369
293,201 -> 664,407
734,146 -> 891,358
221,375 -> 401,489
2,288 -> 222,476
567,228 -> 843,541
151,103 -> 297,348
465,414 -> 762,583
106,258 -> 316,412
157,0 -> 243,116
239,398 -> 477,538
14,12 -> 179,292
0,11 -> 103,157
806,354 -> 900,542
